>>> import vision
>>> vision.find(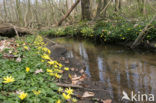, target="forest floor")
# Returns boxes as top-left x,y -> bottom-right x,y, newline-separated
0,35 -> 113,103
